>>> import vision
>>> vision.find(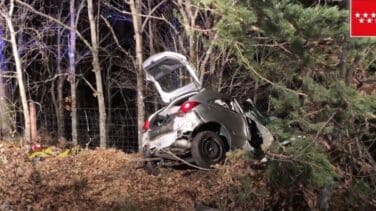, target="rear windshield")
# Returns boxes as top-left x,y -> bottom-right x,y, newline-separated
148,59 -> 194,92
